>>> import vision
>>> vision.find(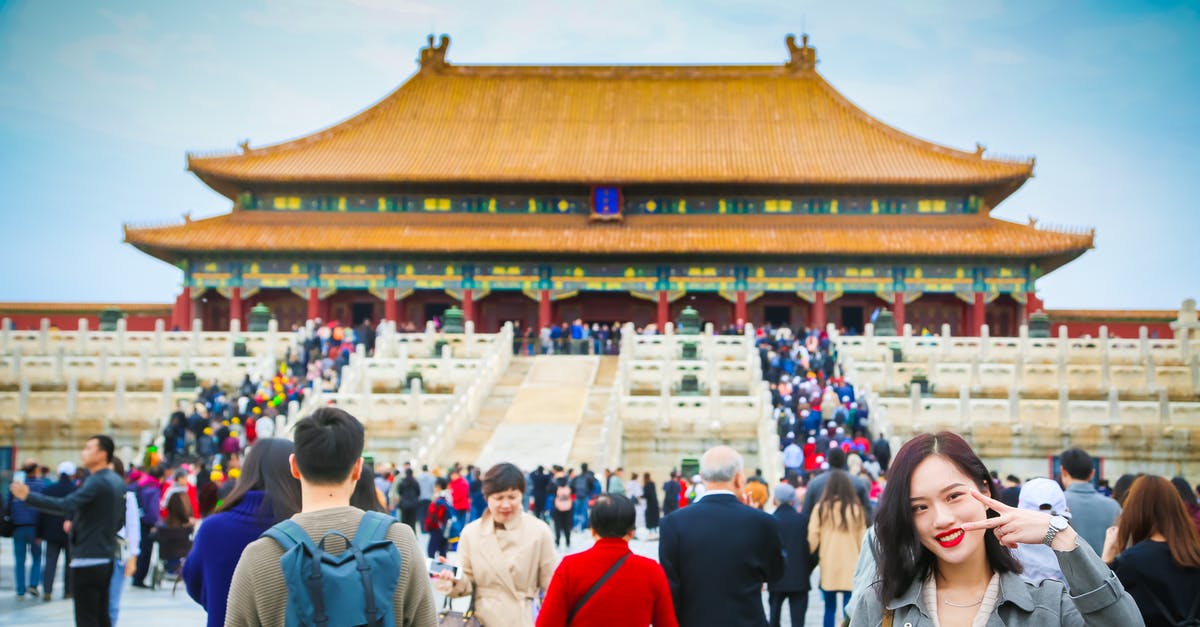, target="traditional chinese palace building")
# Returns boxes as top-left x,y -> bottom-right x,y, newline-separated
125,35 -> 1094,336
